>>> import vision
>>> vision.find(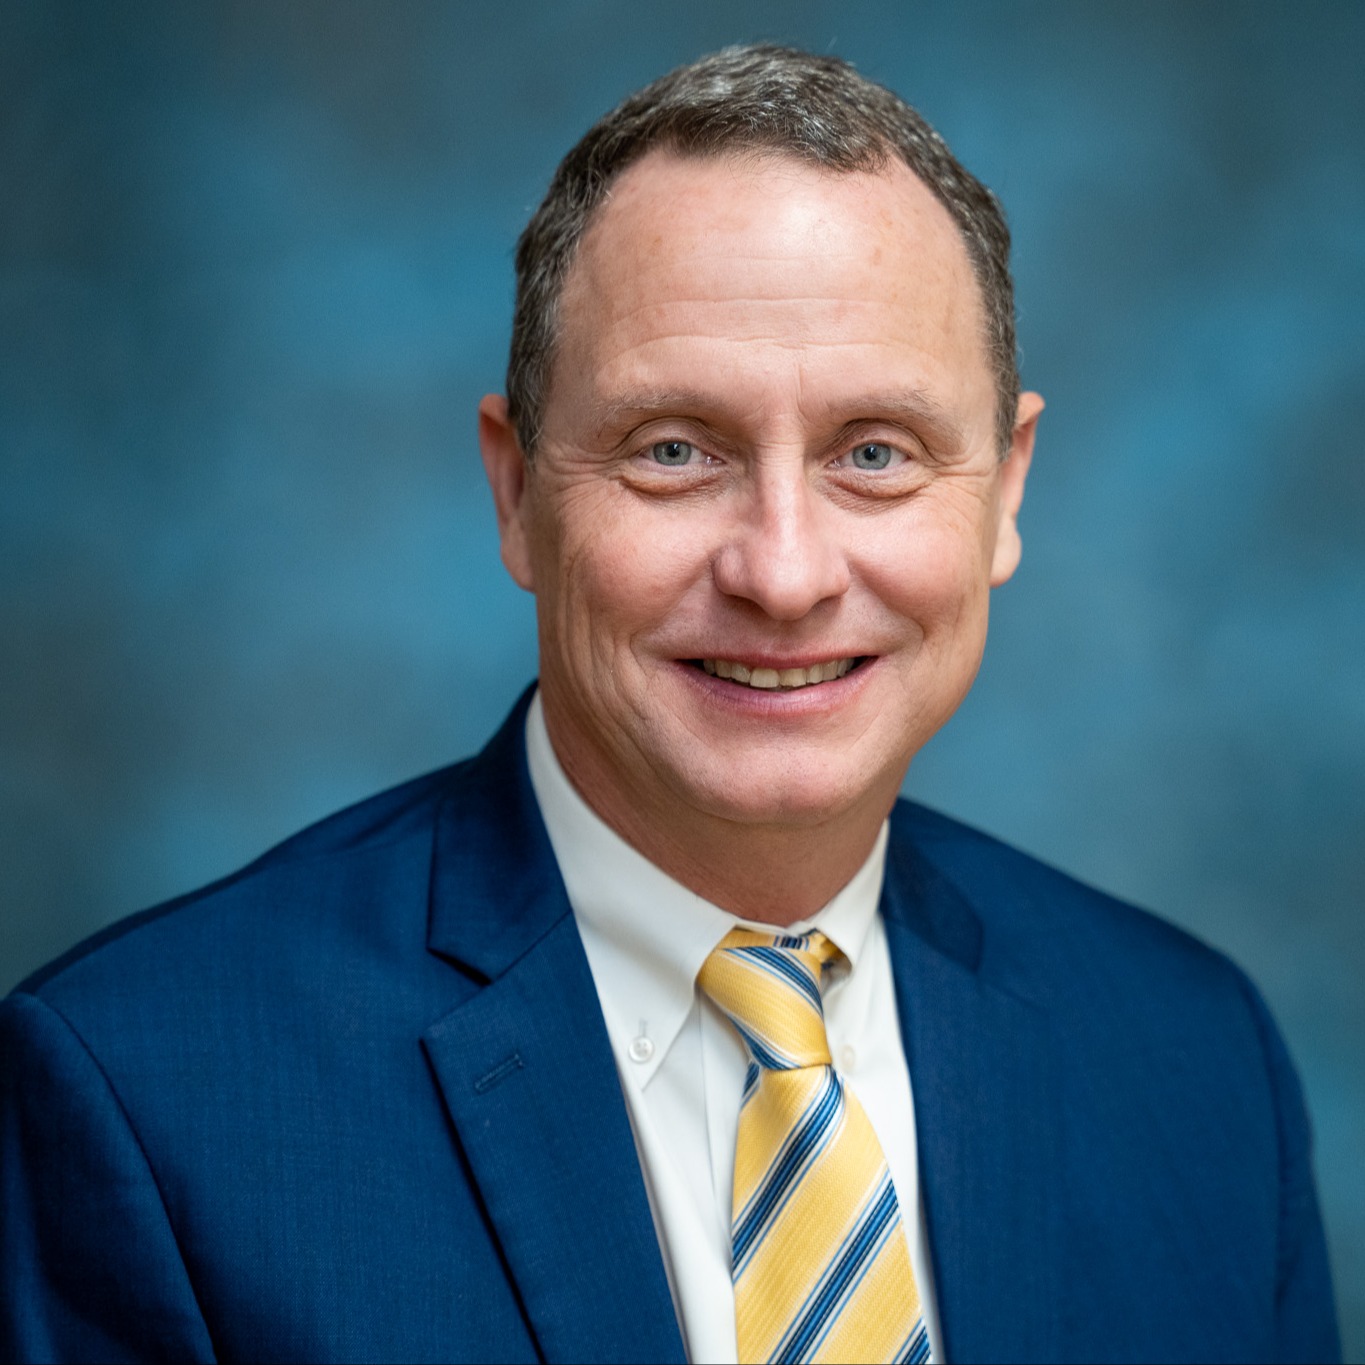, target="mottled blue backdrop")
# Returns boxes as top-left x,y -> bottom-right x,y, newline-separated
2,1 -> 1362,1354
